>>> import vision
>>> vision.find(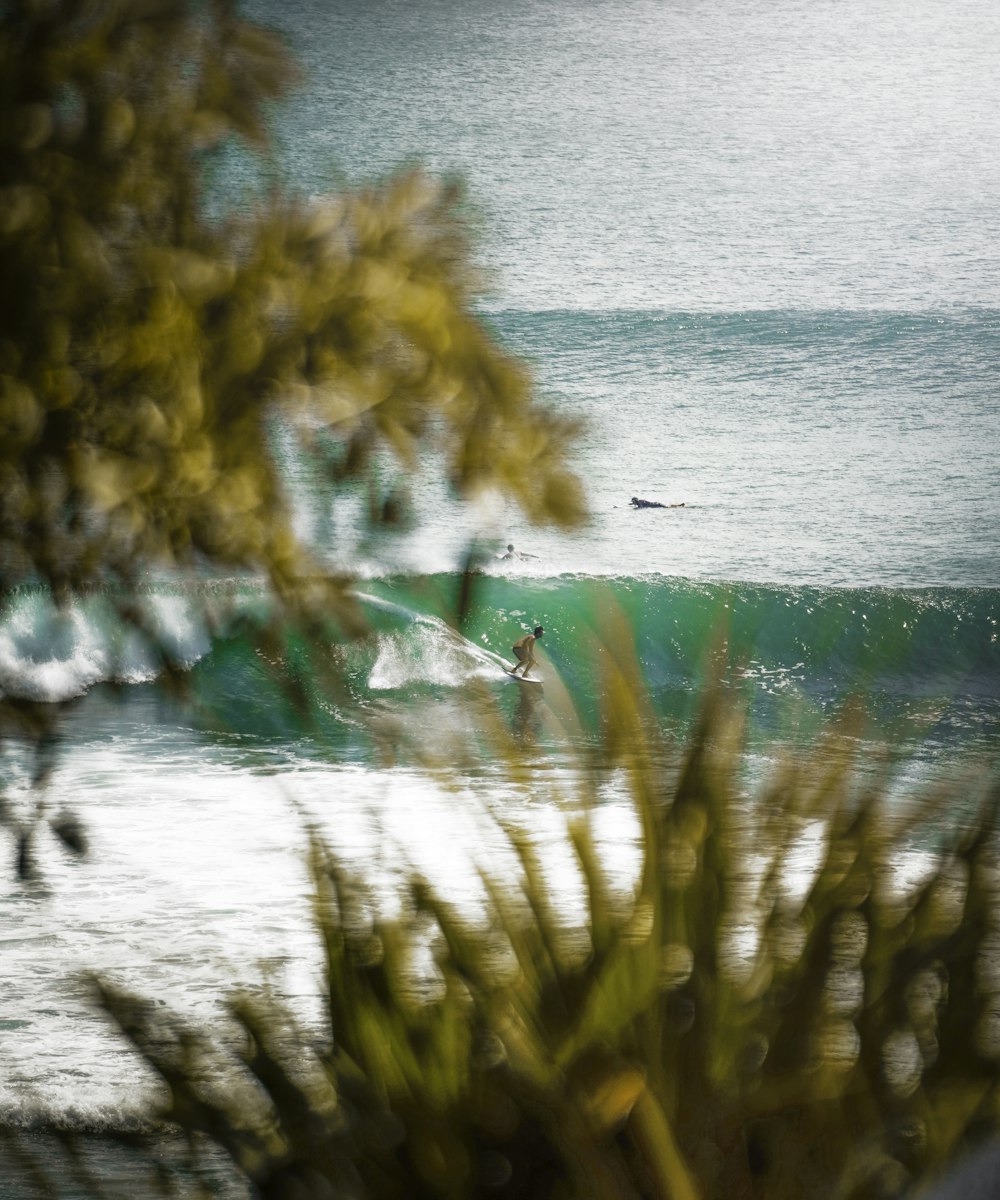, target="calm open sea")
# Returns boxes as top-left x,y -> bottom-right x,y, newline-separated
2,0 -> 998,1150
